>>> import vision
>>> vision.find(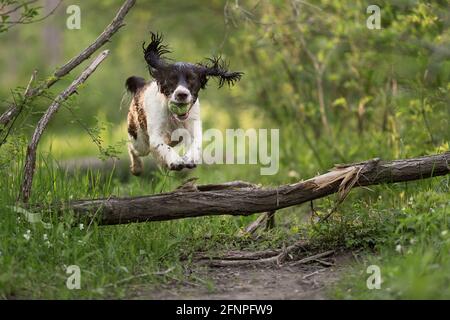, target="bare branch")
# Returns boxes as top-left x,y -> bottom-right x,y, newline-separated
289,250 -> 335,267
52,0 -> 135,80
0,0 -> 136,129
0,70 -> 37,147
197,240 -> 309,267
19,50 -> 110,203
